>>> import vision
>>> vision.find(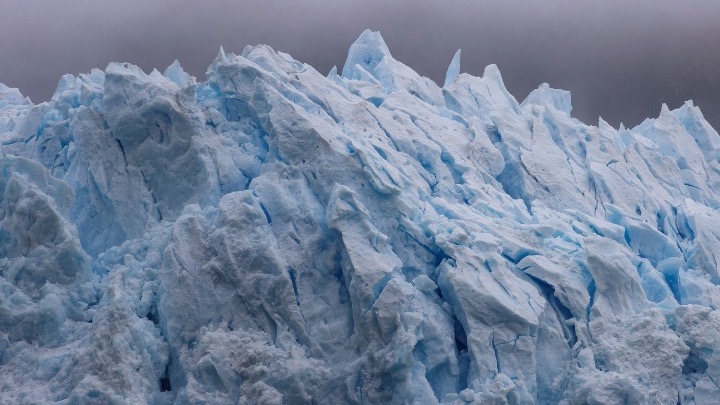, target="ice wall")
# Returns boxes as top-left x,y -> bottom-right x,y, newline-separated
2,30 -> 720,404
